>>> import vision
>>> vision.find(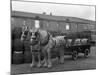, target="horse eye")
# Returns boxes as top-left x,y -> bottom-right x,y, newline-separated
30,33 -> 32,36
24,31 -> 28,35
35,32 -> 38,36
